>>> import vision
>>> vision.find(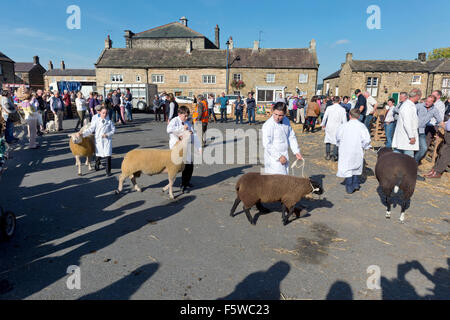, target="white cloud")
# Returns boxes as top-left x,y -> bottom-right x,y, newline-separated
333,39 -> 350,46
